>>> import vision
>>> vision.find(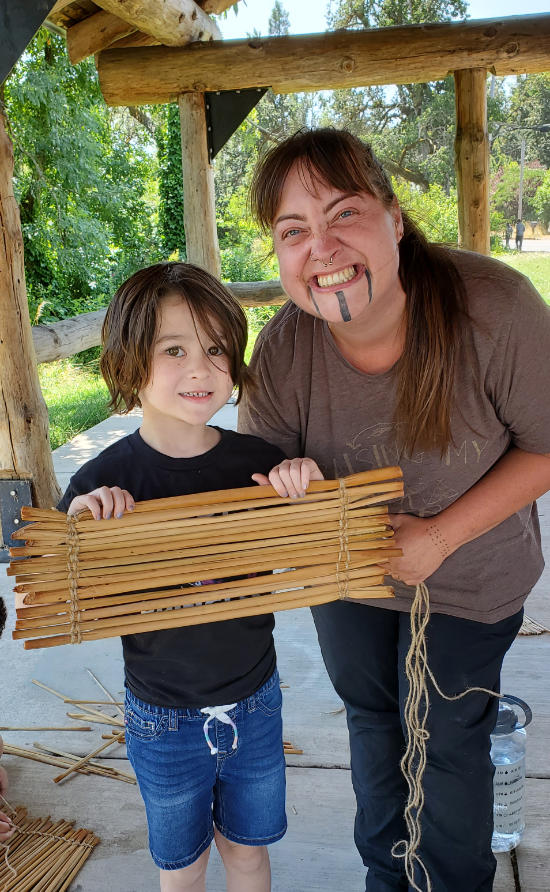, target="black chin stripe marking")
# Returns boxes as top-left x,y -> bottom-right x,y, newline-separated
308,285 -> 323,317
335,290 -> 352,322
365,268 -> 373,304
